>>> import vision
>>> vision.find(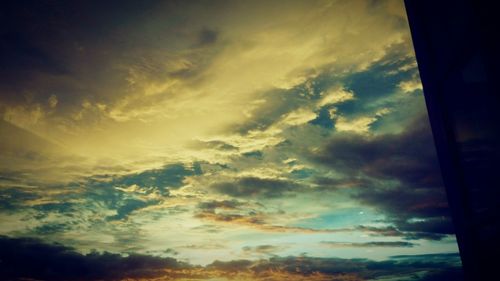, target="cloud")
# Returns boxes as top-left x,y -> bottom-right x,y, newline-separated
188,140 -> 239,151
195,199 -> 265,225
0,236 -> 188,281
316,115 -> 442,187
0,236 -> 462,281
317,87 -> 355,107
180,243 -> 226,250
312,116 -> 452,239
316,116 -> 444,186
353,225 -> 447,241
312,177 -> 371,191
208,254 -> 462,281
210,176 -> 304,199
195,199 -> 351,233
354,188 -> 454,237
399,78 -> 423,93
0,163 -> 206,242
320,241 -> 416,248
242,244 -> 286,255
335,115 -> 378,133
207,259 -> 255,272
230,87 -> 311,134
281,108 -> 318,127
197,199 -> 244,211
0,0 -> 416,167
242,150 -> 264,159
